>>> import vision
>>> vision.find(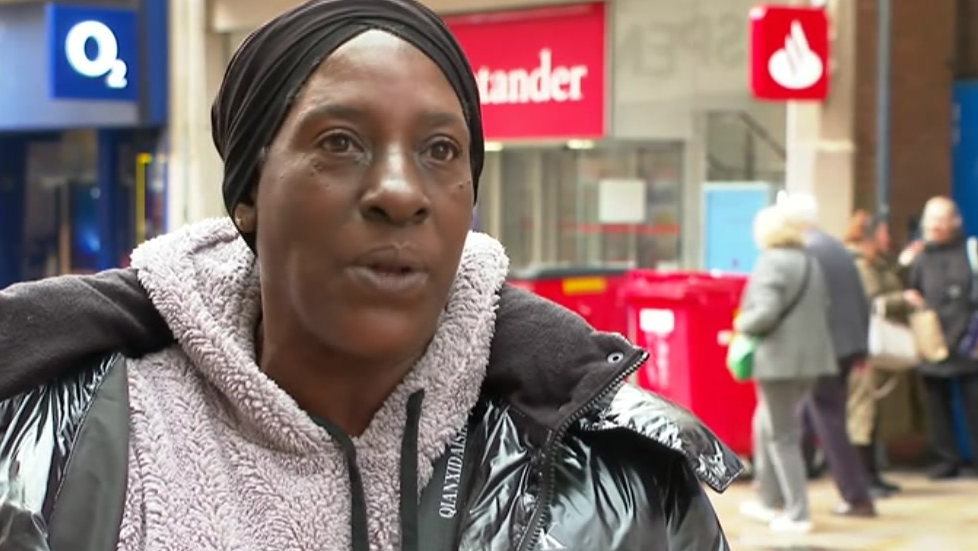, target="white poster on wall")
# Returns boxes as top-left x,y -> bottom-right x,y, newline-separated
597,178 -> 647,224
